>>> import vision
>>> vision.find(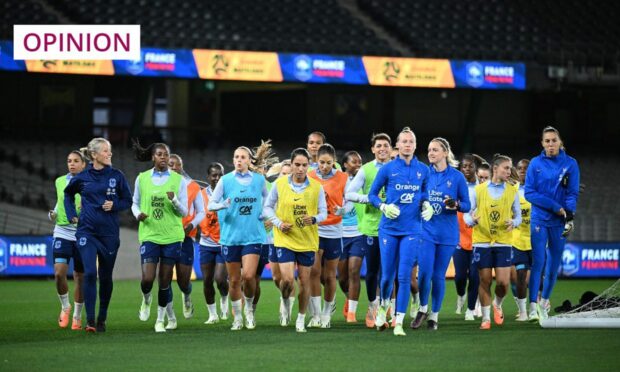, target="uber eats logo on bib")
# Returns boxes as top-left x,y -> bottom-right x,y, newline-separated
294,204 -> 308,228
489,211 -> 500,223
151,195 -> 166,220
